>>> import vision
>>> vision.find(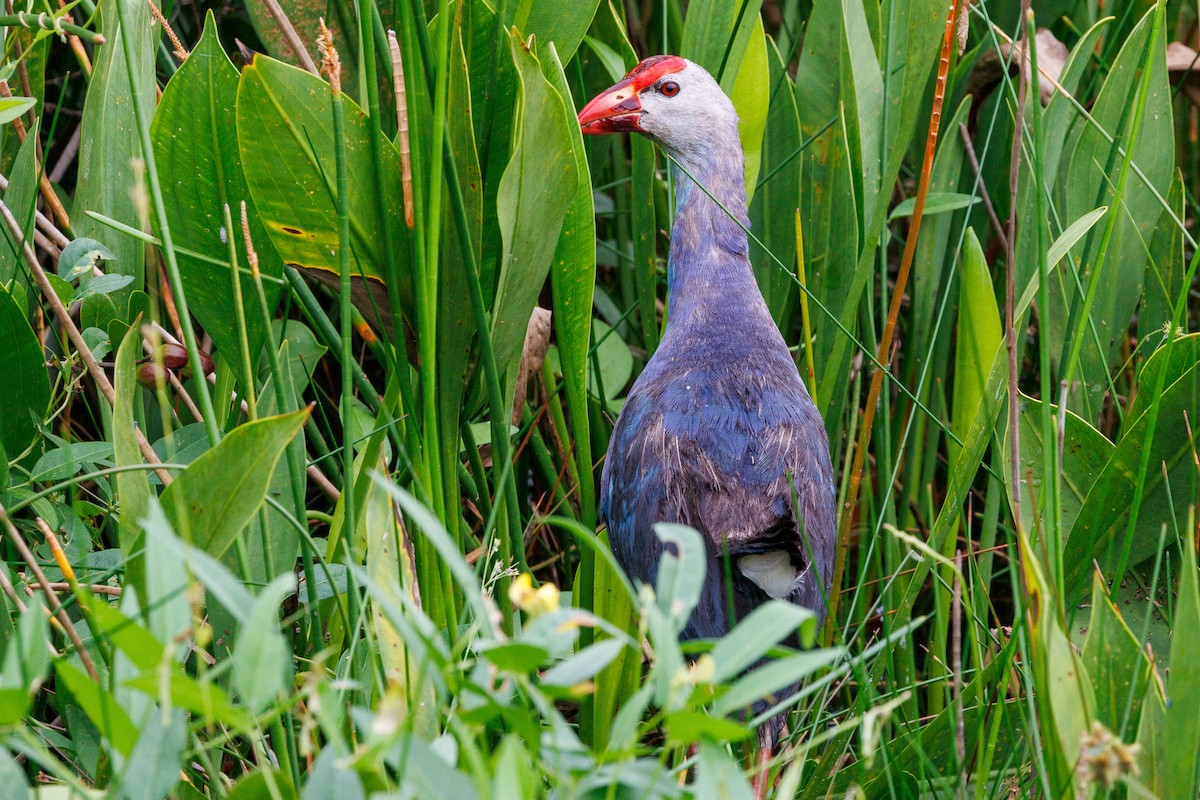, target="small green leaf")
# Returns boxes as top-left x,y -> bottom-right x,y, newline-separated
665,710 -> 752,745
0,96 -> 34,125
0,595 -> 50,724
709,601 -> 815,682
115,709 -> 186,800
30,441 -> 113,483
55,660 -> 138,757
0,284 -> 49,458
123,671 -> 253,730
56,237 -> 117,282
888,192 -> 980,221
586,319 -> 633,402
541,639 -> 625,687
113,323 -> 150,552
234,573 -> 296,715
160,409 -> 308,558
482,642 -> 549,673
